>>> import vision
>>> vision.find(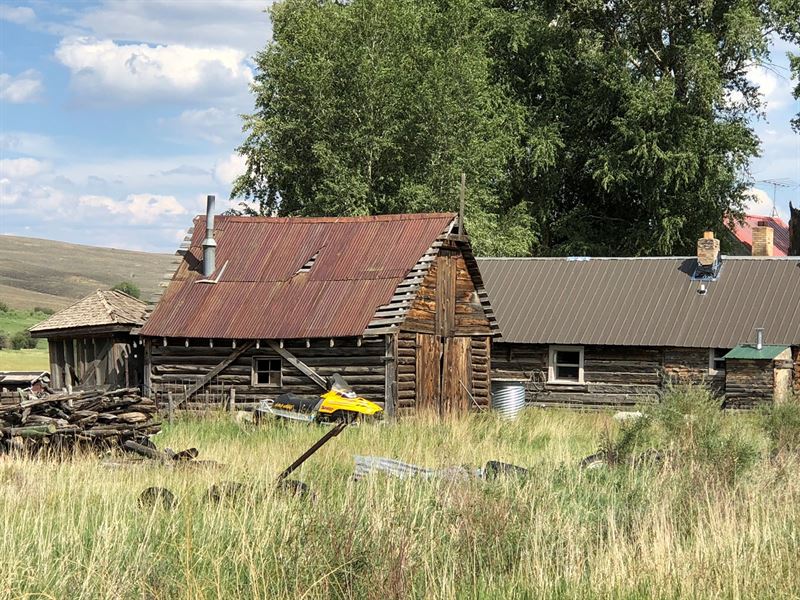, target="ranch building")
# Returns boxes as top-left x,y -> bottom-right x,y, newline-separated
479,228 -> 800,409
138,198 -> 496,417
